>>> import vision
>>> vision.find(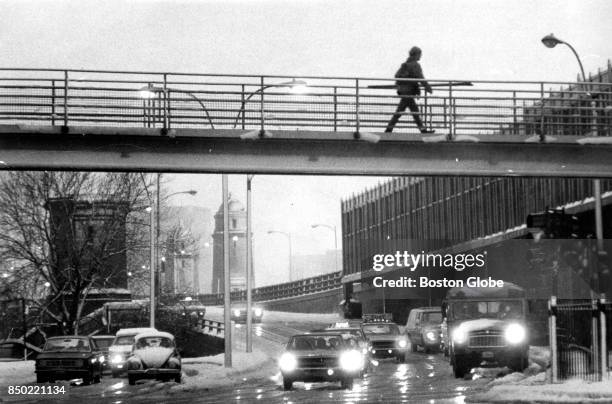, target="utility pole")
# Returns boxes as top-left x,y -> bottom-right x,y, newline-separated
222,174 -> 232,367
